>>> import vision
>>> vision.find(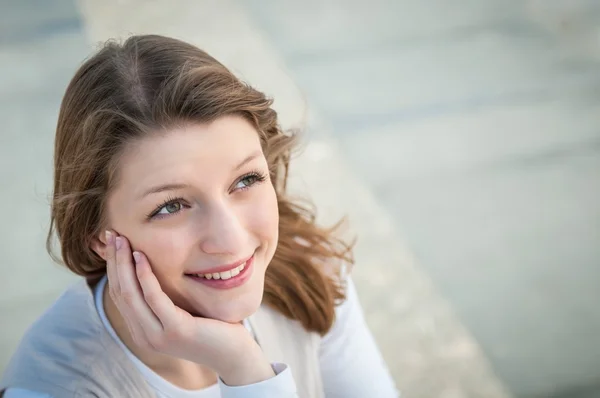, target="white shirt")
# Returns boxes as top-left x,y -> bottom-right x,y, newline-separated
4,276 -> 399,397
